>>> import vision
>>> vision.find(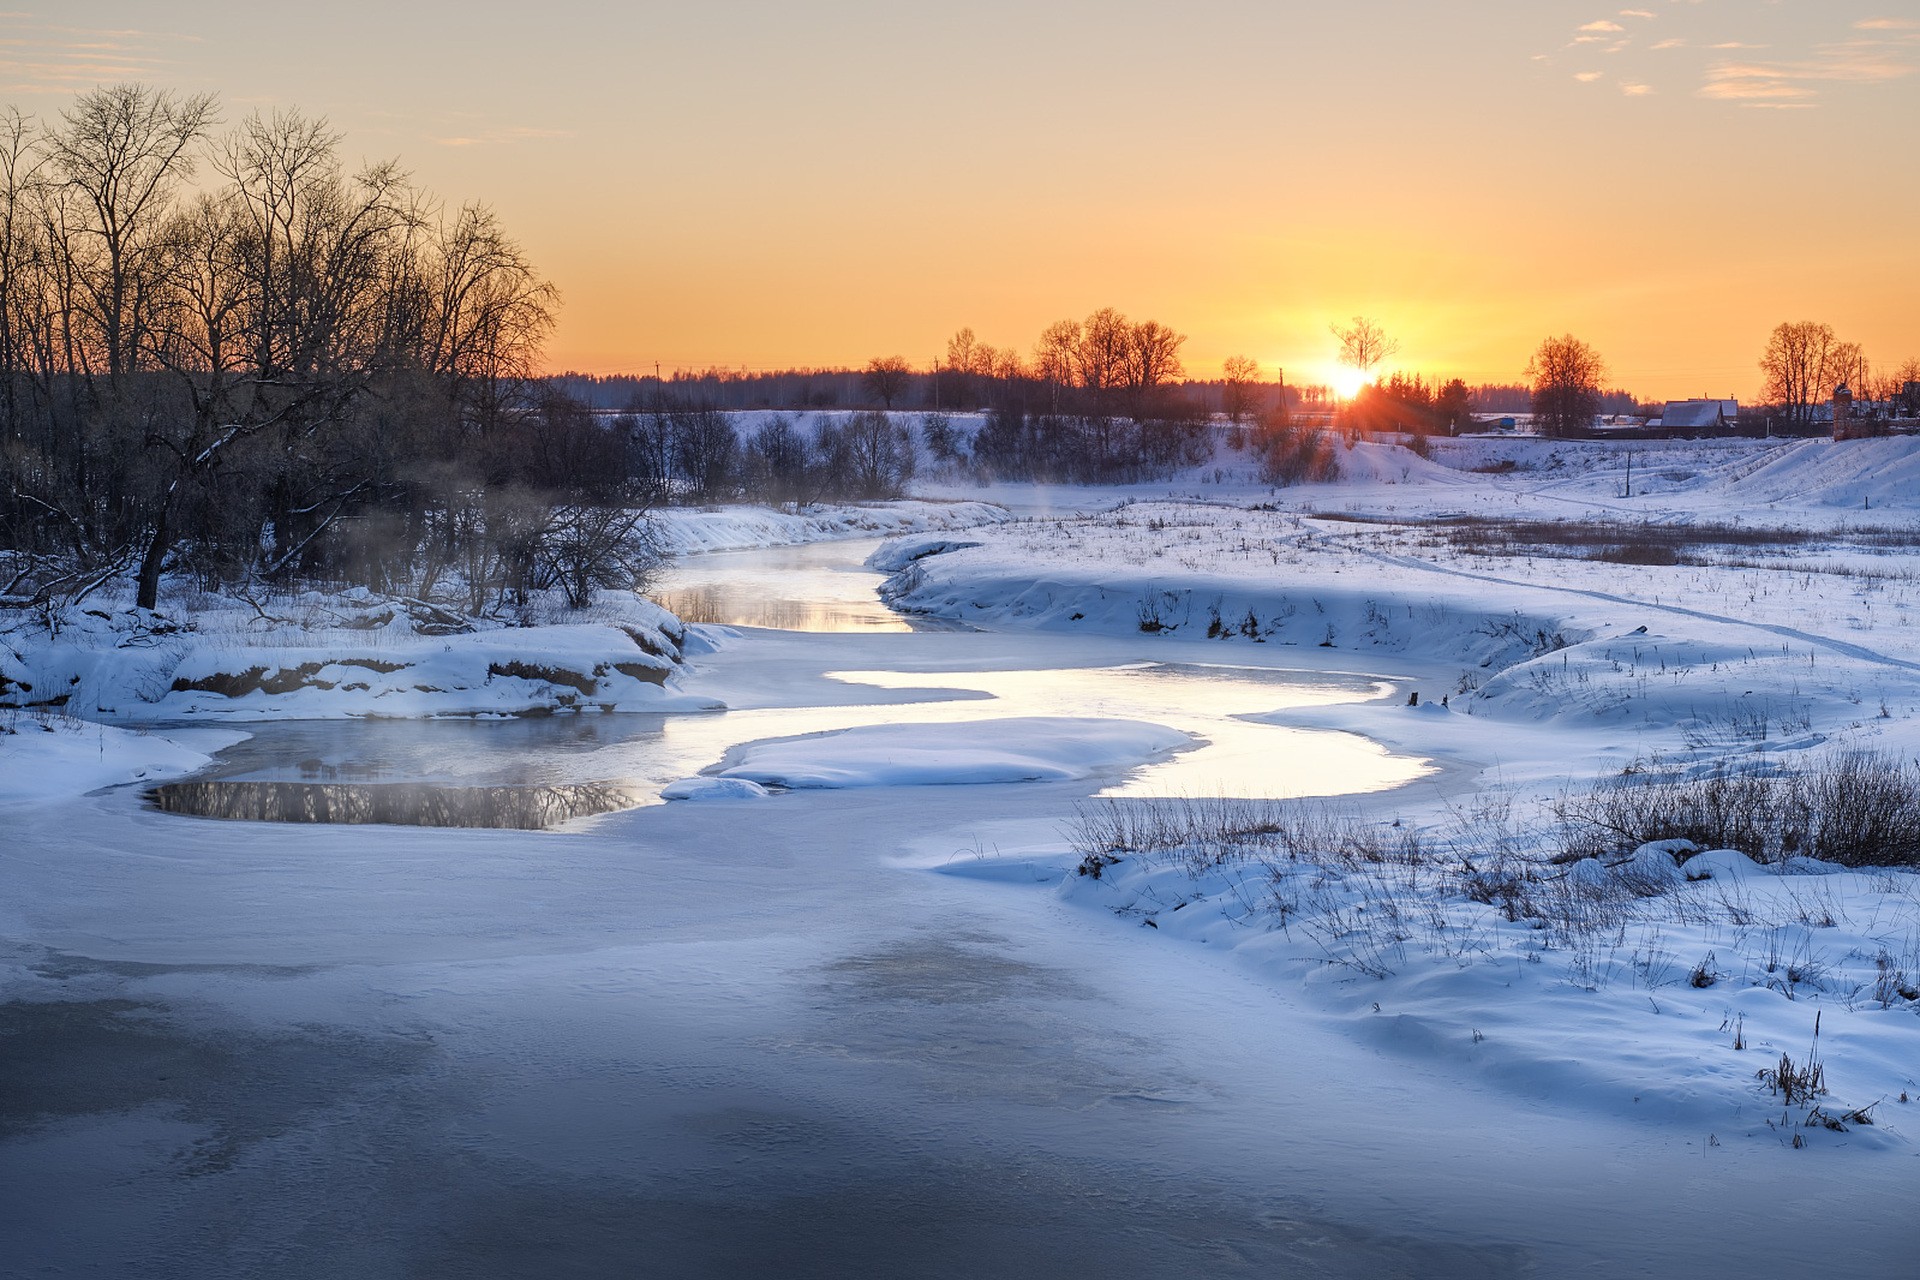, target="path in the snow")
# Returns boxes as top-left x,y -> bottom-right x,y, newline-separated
1350,546 -> 1920,675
